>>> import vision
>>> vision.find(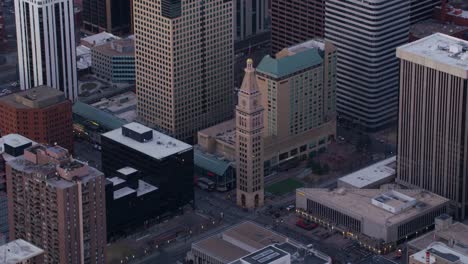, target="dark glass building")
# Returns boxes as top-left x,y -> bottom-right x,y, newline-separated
101,122 -> 194,236
82,0 -> 132,35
